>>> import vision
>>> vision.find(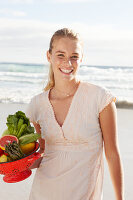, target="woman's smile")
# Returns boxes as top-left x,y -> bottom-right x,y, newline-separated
59,68 -> 74,75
